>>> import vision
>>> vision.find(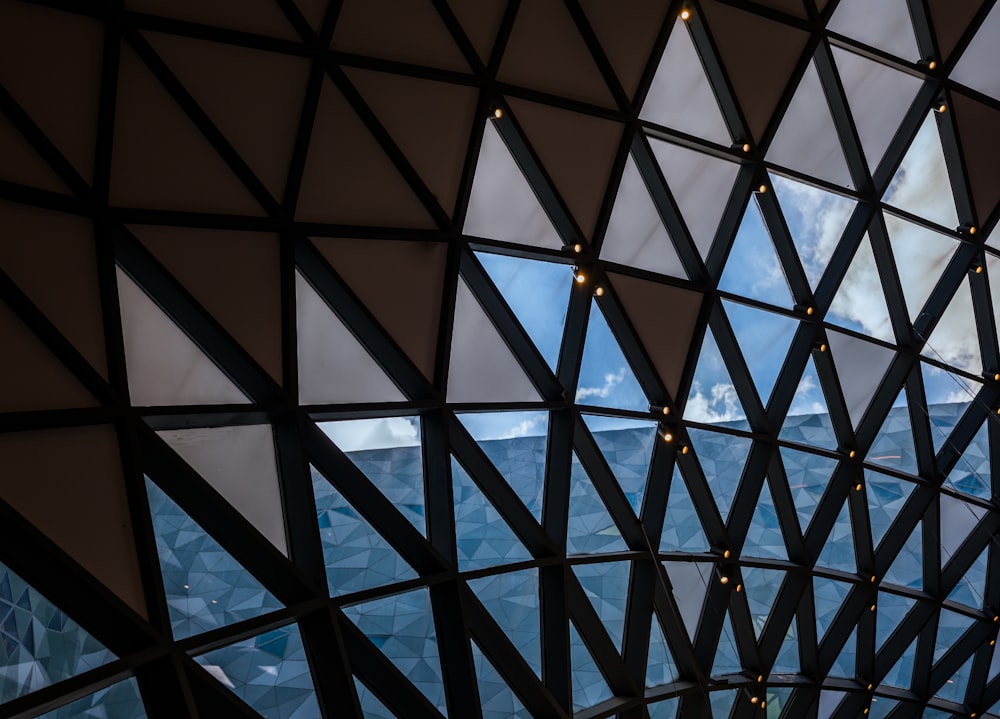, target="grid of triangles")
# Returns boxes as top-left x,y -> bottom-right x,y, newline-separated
2,0 -> 1000,718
